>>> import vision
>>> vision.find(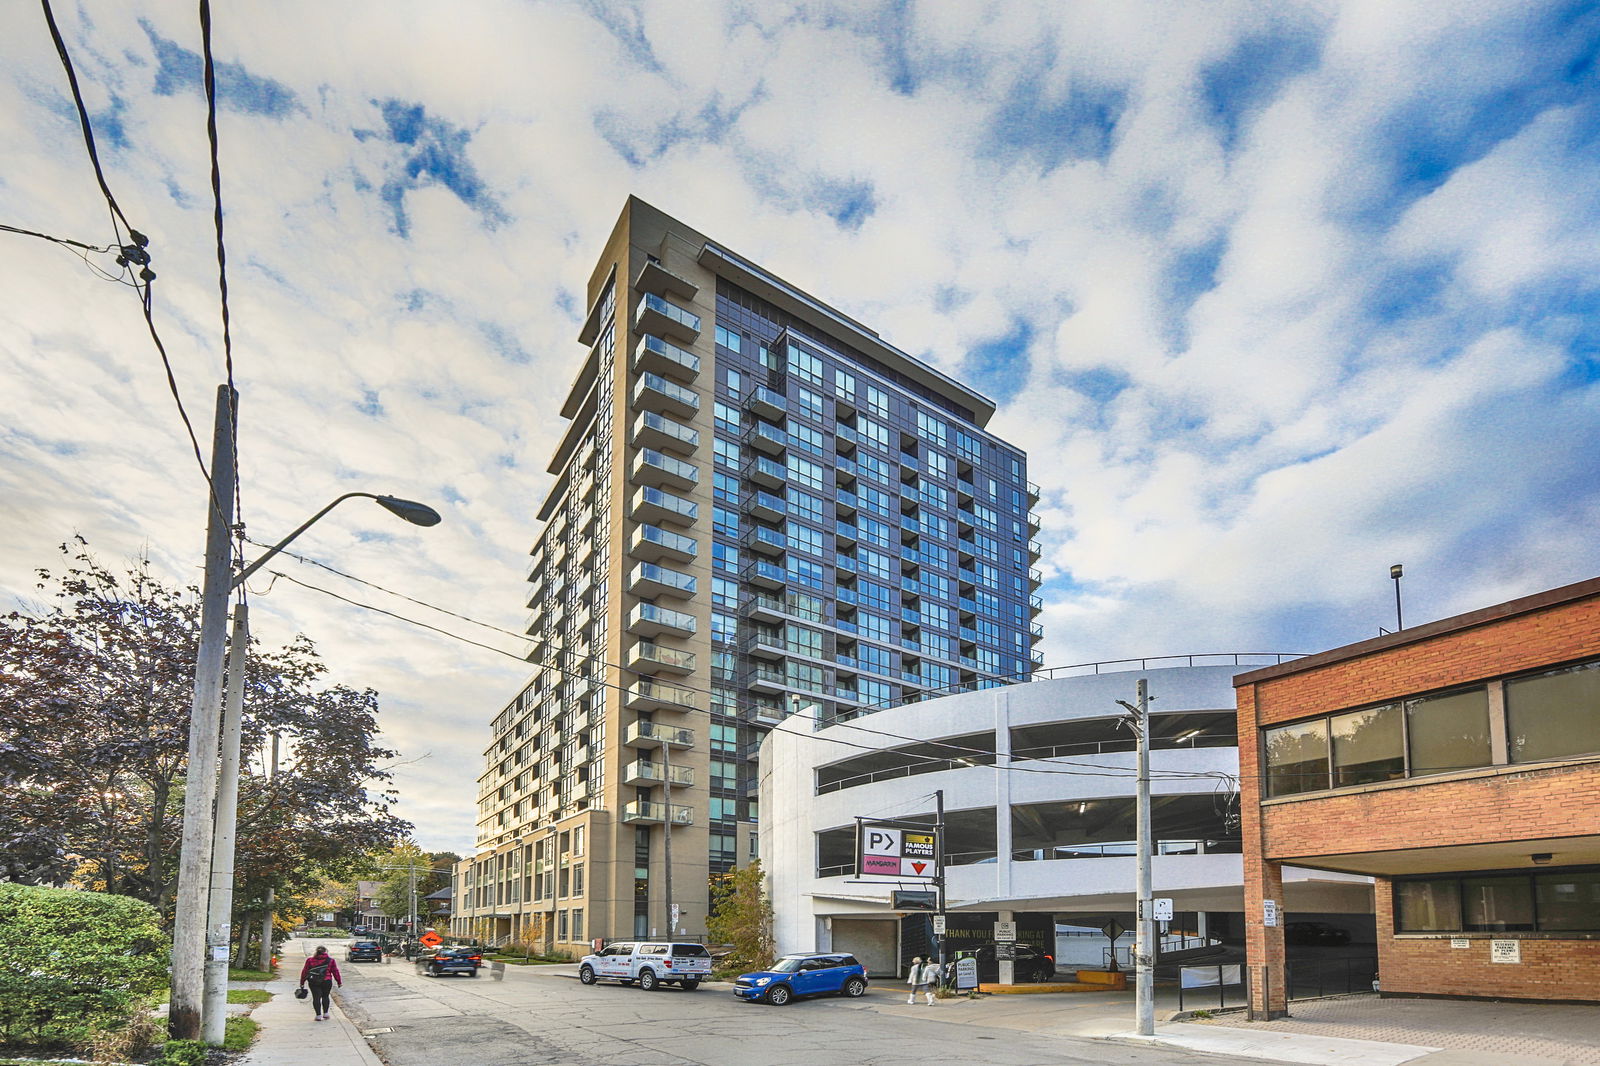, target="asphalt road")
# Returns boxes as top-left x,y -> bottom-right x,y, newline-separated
333,958 -> 1252,1066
